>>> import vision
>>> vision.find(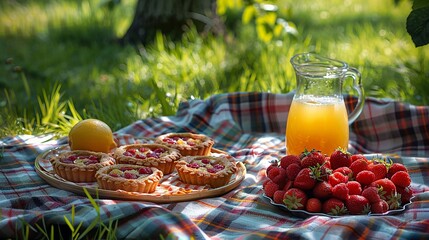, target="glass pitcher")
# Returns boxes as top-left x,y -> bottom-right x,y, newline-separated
286,53 -> 365,155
